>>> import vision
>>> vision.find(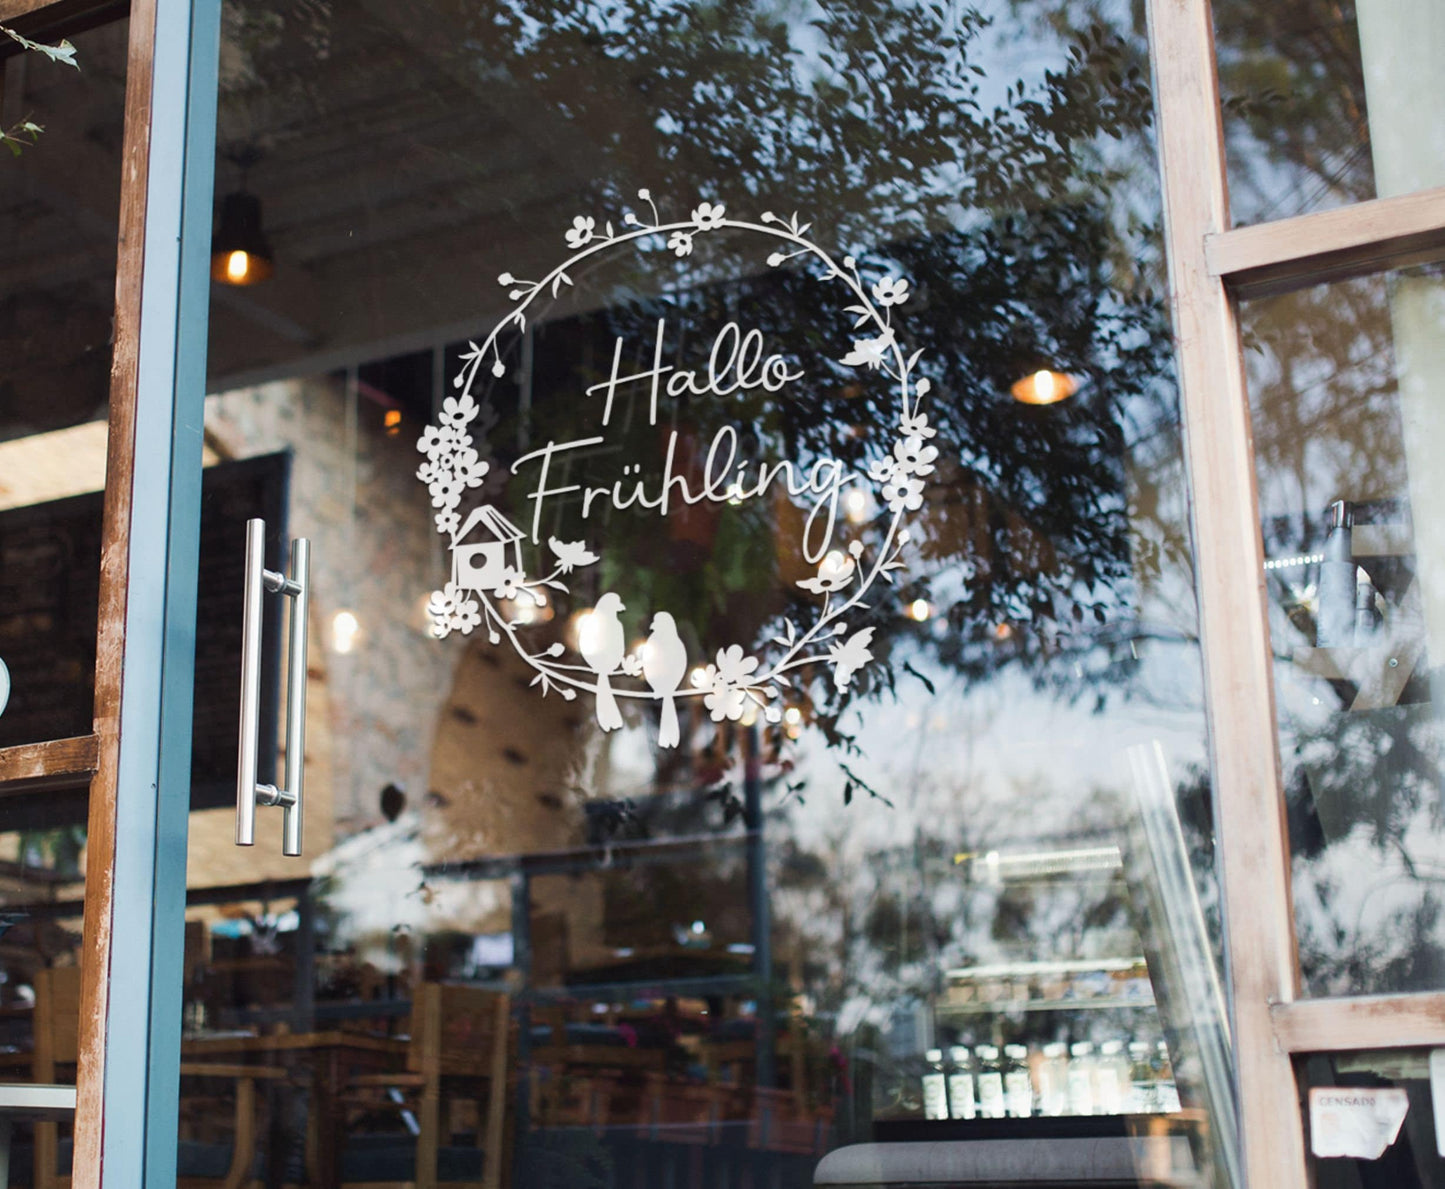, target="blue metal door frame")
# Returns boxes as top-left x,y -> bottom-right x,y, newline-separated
99,1 -> 220,1183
